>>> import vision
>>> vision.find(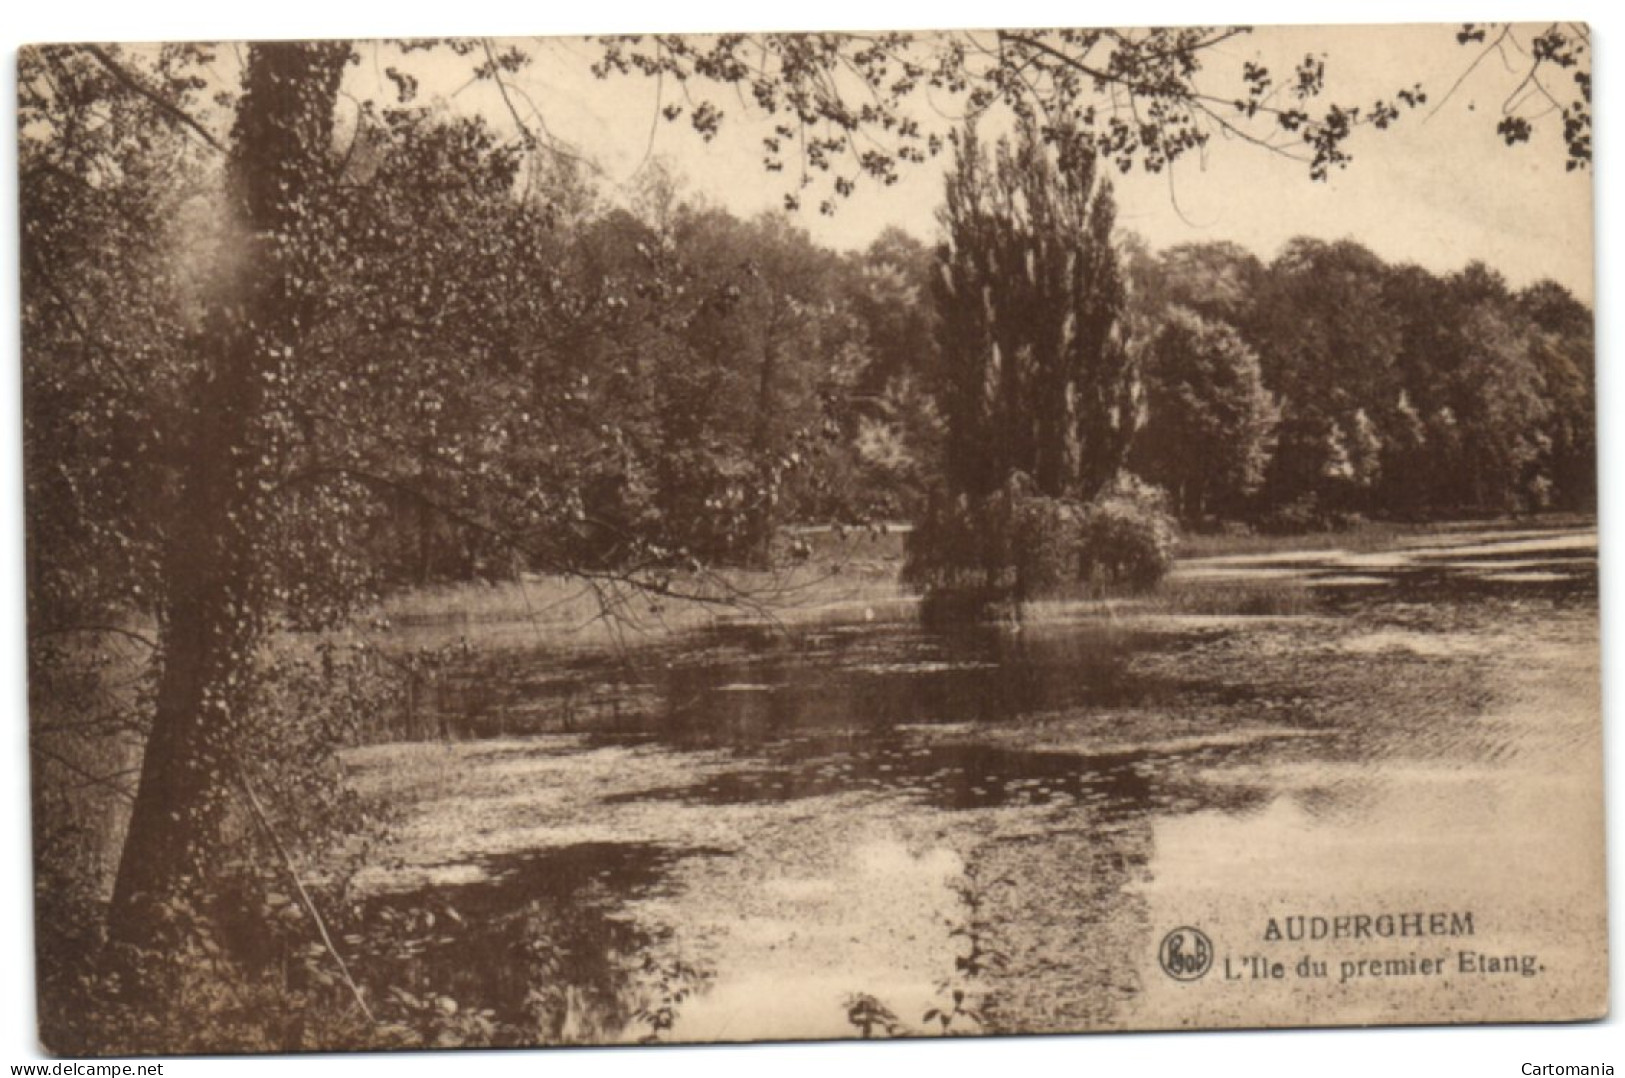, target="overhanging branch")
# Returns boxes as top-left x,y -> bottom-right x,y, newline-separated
80,44 -> 228,154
